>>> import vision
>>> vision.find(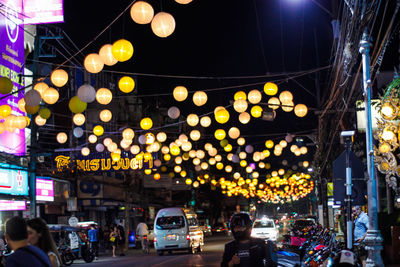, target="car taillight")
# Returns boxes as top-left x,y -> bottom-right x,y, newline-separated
222,228 -> 225,231
153,237 -> 157,243
143,236 -> 147,239
205,225 -> 208,229
186,235 -> 190,240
